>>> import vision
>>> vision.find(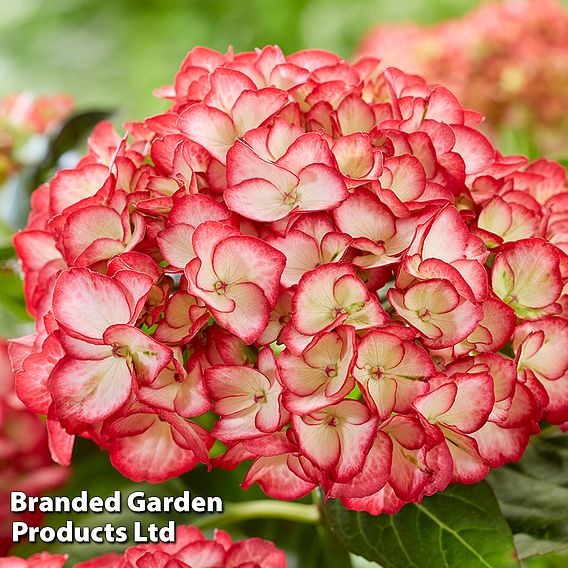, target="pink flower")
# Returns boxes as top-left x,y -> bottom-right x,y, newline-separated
476,192 -> 544,246
205,348 -> 289,443
185,221 -> 286,344
101,404 -> 213,483
157,194 -> 231,272
280,325 -> 355,414
332,189 -> 431,268
2,526 -> 286,568
513,317 -> 568,425
0,93 -> 74,184
224,134 -> 348,222
293,263 -> 388,336
9,44 -> 567,512
292,399 -> 377,483
447,354 -> 539,467
50,269 -> 172,423
492,238 -> 563,319
354,329 -> 435,419
0,552 -> 67,567
236,431 -> 319,500
0,341 -> 68,555
414,372 -> 495,484
266,214 -> 350,287
357,0 -> 568,156
177,68 -> 289,164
